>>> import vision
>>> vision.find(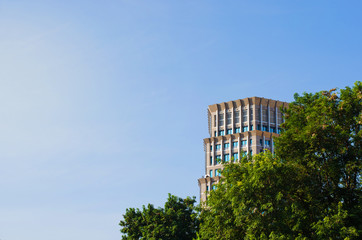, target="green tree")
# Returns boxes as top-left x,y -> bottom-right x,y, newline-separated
275,81 -> 361,238
199,82 -> 361,239
119,194 -> 200,240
